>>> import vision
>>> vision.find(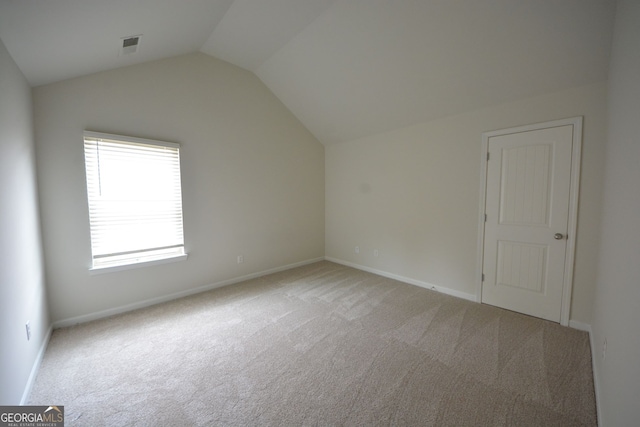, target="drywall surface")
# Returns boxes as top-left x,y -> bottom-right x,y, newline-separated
0,38 -> 50,404
326,82 -> 607,324
256,0 -> 614,145
592,1 -> 640,424
33,53 -> 324,323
